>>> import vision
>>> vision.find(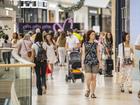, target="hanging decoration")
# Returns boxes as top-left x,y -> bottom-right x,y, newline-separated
53,18 -> 73,32
58,0 -> 85,12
